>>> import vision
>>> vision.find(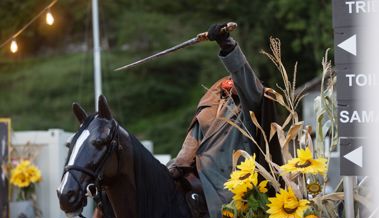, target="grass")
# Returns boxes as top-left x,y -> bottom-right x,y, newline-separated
0,43 -> 227,156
